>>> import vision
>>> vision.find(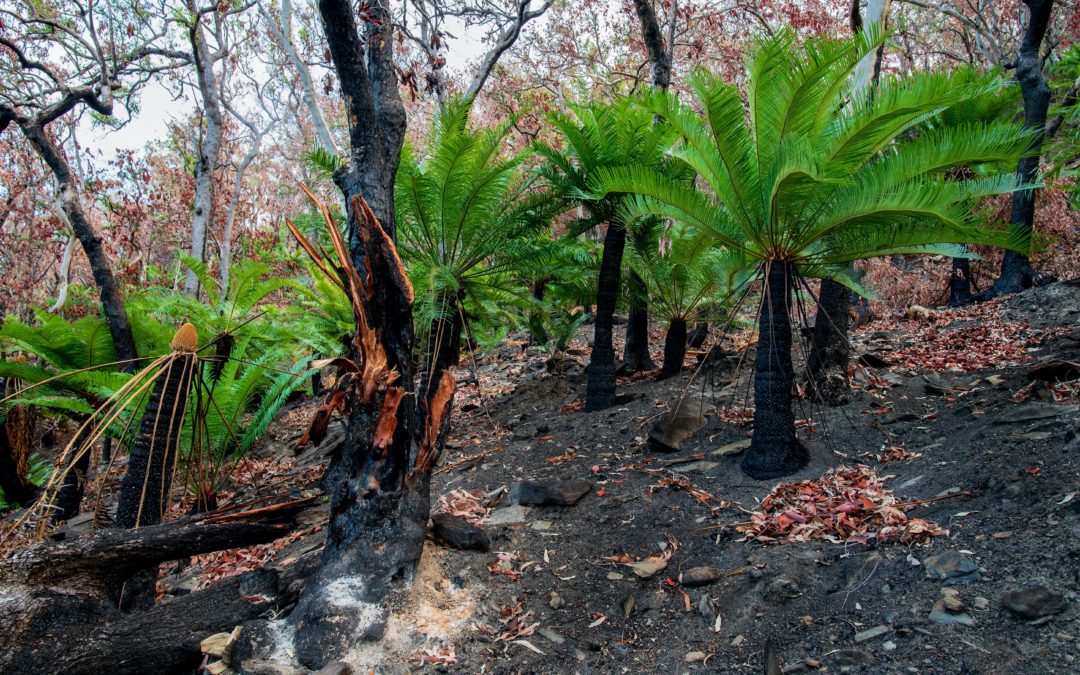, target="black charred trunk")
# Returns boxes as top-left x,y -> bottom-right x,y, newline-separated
51,430 -> 92,524
807,278 -> 852,406
742,262 -> 808,480
987,0 -> 1055,297
623,271 -> 656,373
687,322 -> 709,348
586,222 -> 626,411
115,354 -> 196,530
659,318 -> 687,380
949,257 -> 973,306
19,122 -> 137,368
